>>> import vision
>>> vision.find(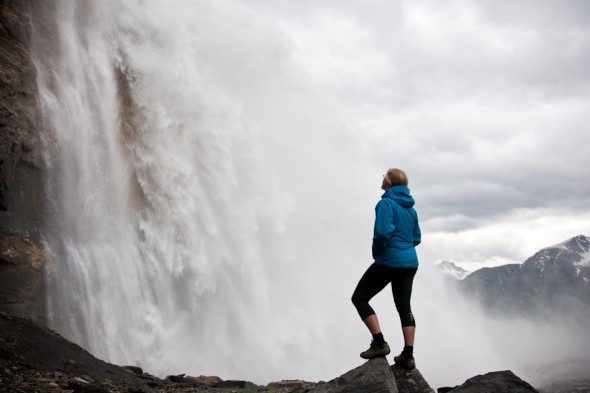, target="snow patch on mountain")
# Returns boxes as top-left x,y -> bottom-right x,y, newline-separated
455,234 -> 590,320
437,235 -> 590,281
575,246 -> 590,268
436,257 -> 516,280
435,260 -> 471,280
549,235 -> 590,267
